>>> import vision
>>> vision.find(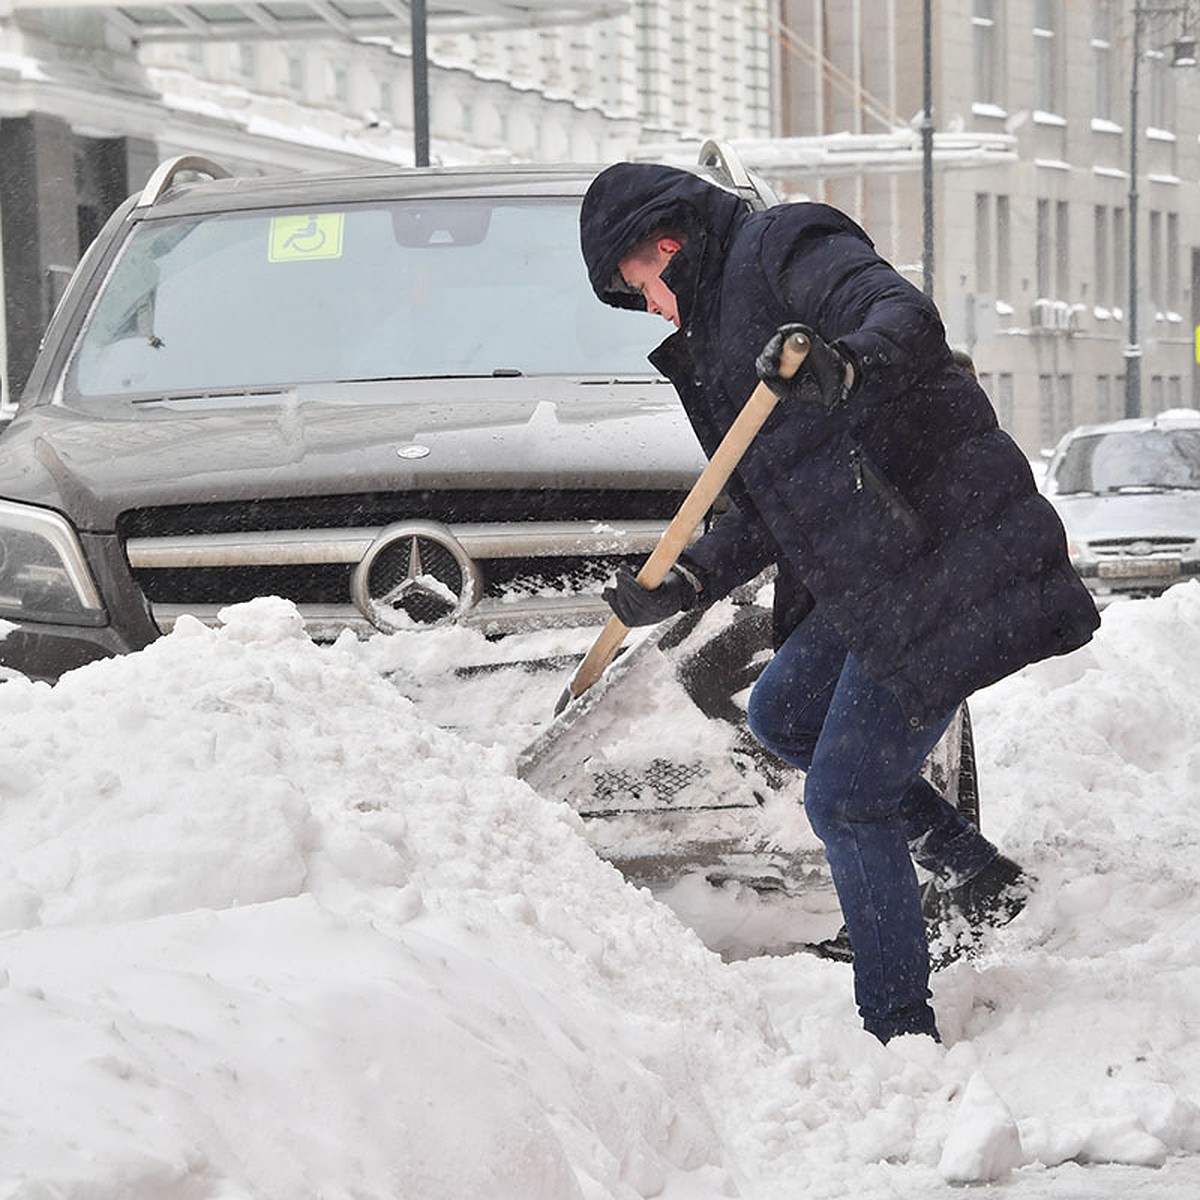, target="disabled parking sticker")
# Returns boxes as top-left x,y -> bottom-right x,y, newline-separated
268,213 -> 345,262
